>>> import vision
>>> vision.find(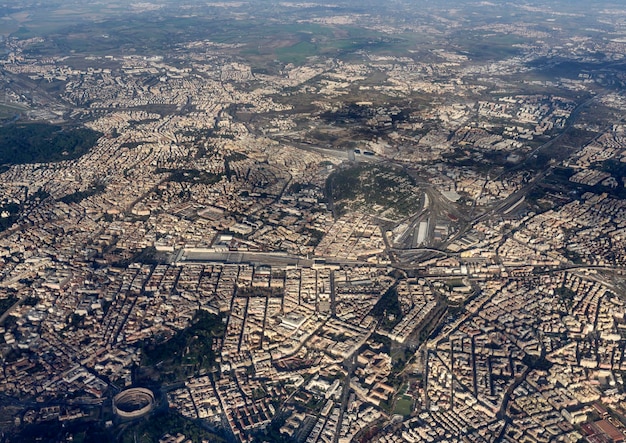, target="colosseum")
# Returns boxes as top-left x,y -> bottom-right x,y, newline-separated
112,388 -> 155,419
